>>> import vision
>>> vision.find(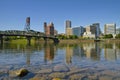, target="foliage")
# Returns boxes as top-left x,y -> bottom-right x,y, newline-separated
4,36 -> 25,41
69,35 -> 78,39
57,35 -> 67,39
103,34 -> 113,39
115,34 -> 120,39
57,35 -> 78,39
